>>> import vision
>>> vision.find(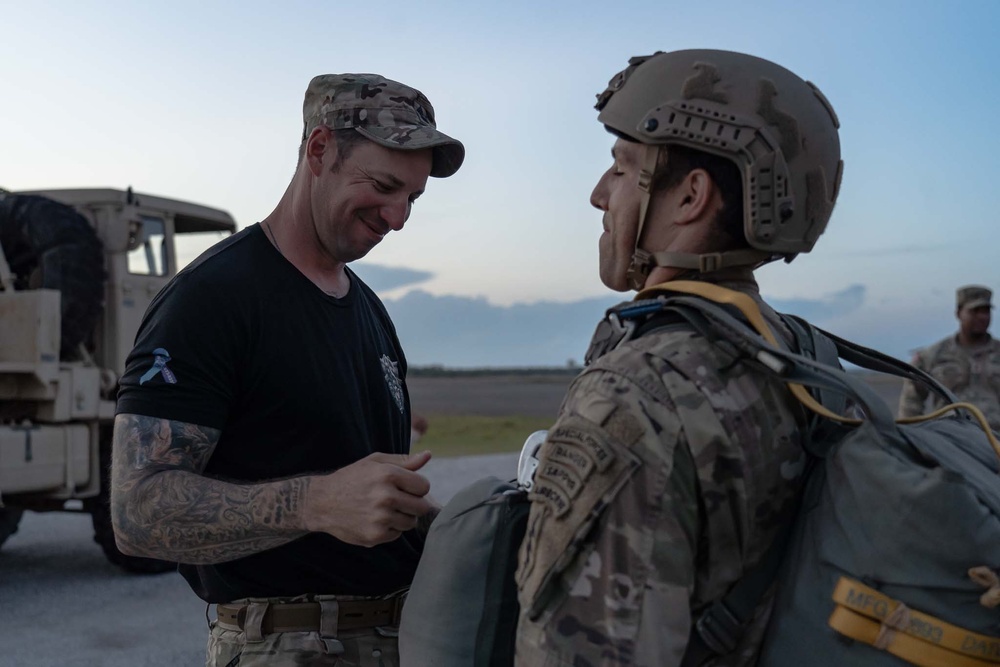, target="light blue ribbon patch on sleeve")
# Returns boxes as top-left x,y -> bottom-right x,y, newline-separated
139,348 -> 178,385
